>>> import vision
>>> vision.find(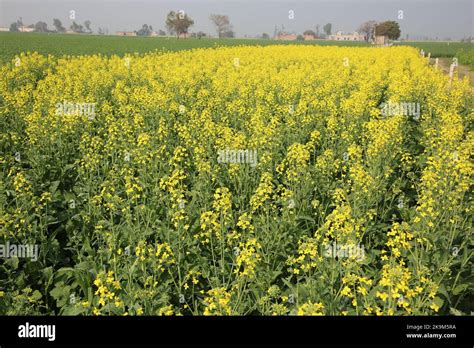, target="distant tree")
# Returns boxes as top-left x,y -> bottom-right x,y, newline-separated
303,30 -> 316,37
84,20 -> 92,33
296,34 -> 304,41
70,21 -> 84,33
98,27 -> 105,35
358,20 -> 377,42
376,21 -> 401,40
166,11 -> 194,38
158,29 -> 166,36
315,24 -> 320,37
261,33 -> 270,39
10,22 -> 20,32
10,18 -> 23,32
137,24 -> 153,36
323,23 -> 332,36
53,18 -> 66,32
209,14 -> 232,38
165,12 -> 176,35
222,30 -> 234,38
191,32 -> 206,39
34,21 -> 49,32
